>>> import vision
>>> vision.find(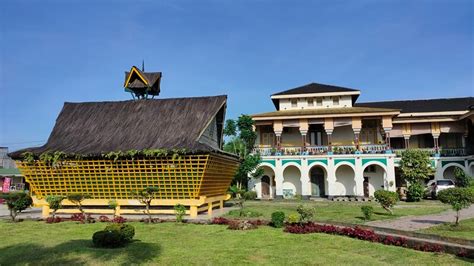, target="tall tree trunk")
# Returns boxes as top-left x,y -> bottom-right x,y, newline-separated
10,209 -> 16,222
